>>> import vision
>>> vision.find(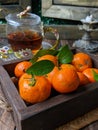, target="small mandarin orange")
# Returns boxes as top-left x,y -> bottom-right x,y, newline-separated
14,61 -> 32,78
72,52 -> 92,72
19,73 -> 51,104
37,54 -> 58,66
83,68 -> 98,83
52,64 -> 80,93
47,66 -> 59,84
77,72 -> 90,86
